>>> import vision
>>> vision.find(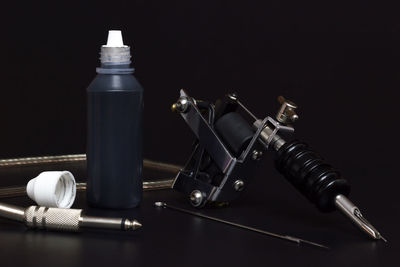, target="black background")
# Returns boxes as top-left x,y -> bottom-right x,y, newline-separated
0,1 -> 399,266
